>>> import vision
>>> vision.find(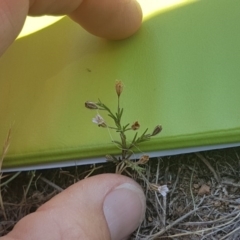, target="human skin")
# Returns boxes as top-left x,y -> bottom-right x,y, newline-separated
0,2 -> 144,239
0,174 -> 146,240
0,0 -> 142,56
